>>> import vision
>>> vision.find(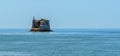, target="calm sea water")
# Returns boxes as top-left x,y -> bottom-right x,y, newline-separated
0,29 -> 120,56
